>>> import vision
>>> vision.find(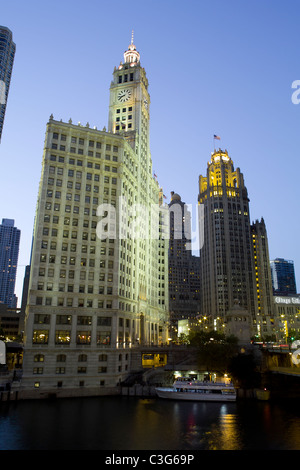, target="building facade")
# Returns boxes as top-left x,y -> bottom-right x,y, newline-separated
270,258 -> 297,296
22,38 -> 169,395
273,294 -> 300,342
0,26 -> 16,142
251,218 -> 275,338
198,149 -> 257,333
168,192 -> 200,336
0,218 -> 20,308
